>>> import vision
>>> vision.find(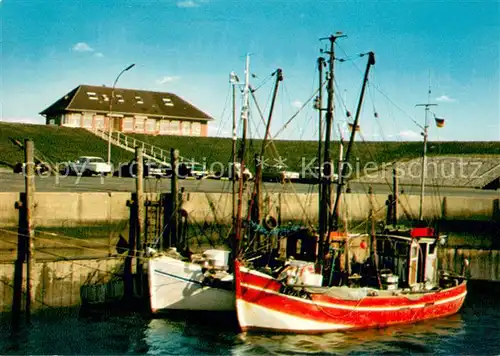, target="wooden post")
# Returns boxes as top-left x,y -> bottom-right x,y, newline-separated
392,163 -> 399,225
124,193 -> 137,301
12,195 -> 25,334
135,148 -> 144,297
24,139 -> 35,324
170,149 -> 179,249
12,140 -> 36,332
